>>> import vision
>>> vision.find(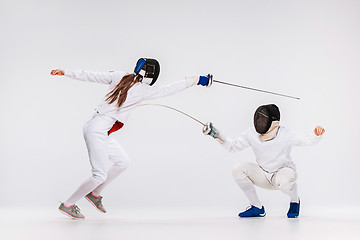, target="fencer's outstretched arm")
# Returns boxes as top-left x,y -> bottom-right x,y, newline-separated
202,122 -> 250,152
51,69 -> 123,85
141,75 -> 212,100
288,125 -> 325,146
